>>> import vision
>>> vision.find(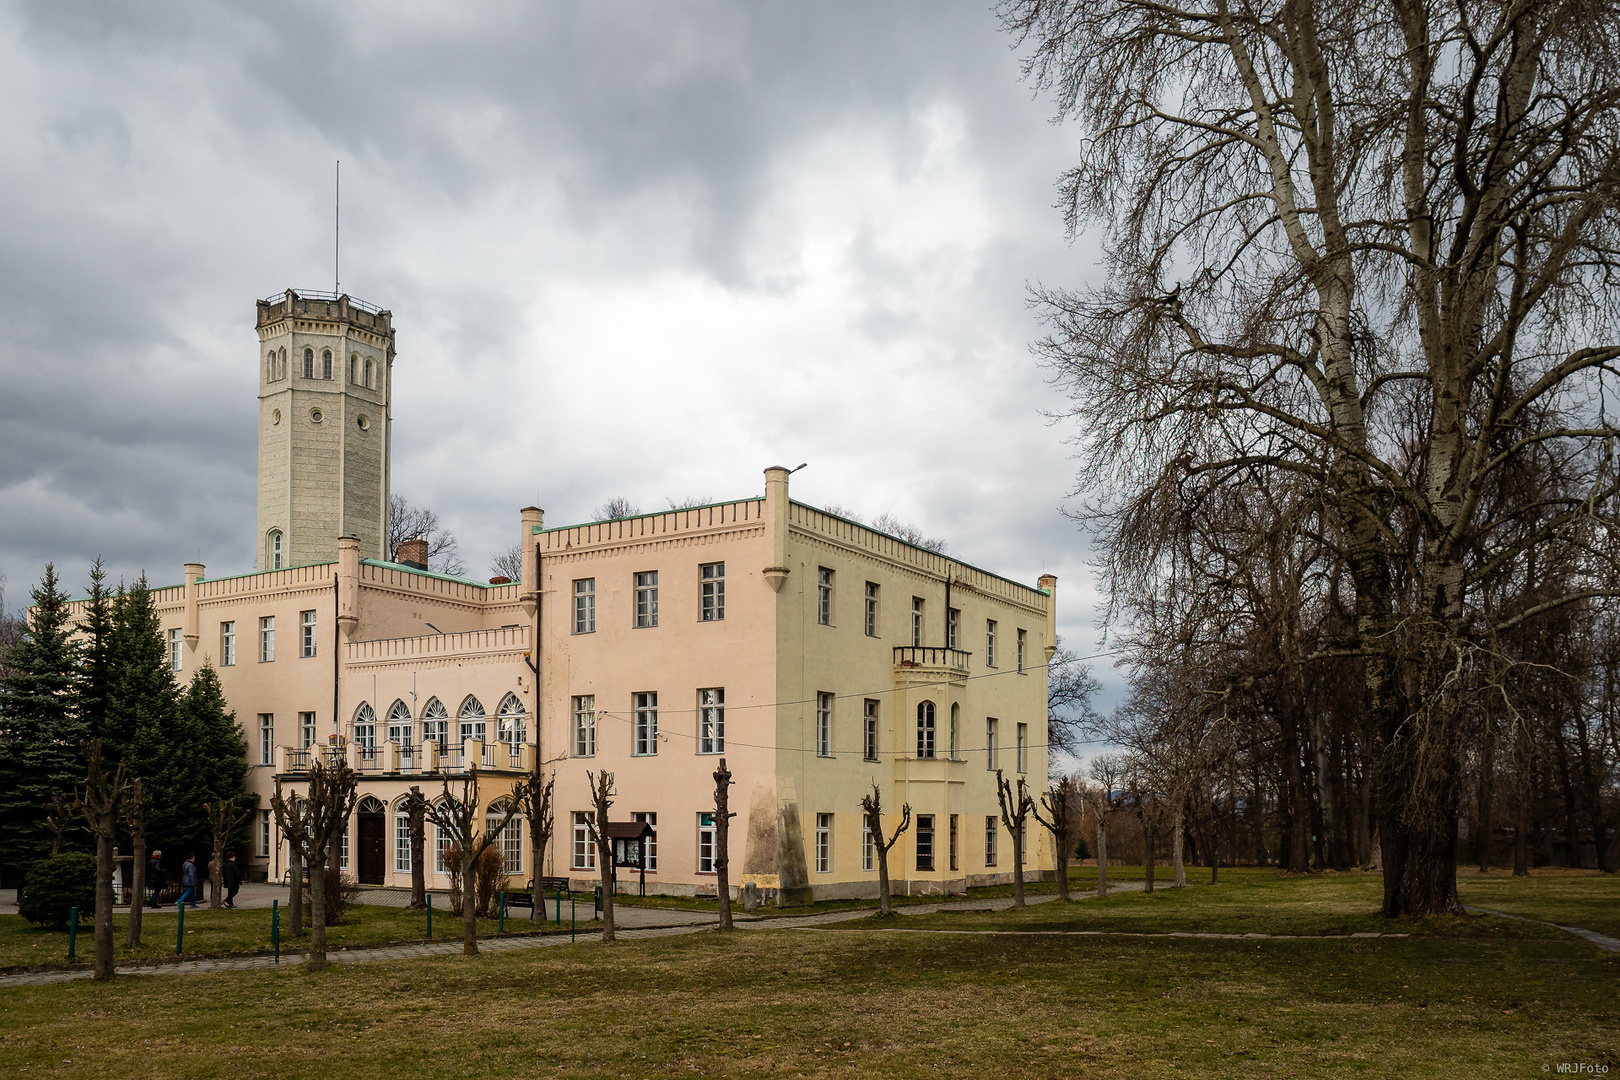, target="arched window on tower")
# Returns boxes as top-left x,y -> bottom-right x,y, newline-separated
322,349 -> 333,380
266,352 -> 276,382
279,347 -> 287,380
268,530 -> 284,570
349,354 -> 358,384
364,357 -> 374,389
303,348 -> 314,379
